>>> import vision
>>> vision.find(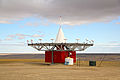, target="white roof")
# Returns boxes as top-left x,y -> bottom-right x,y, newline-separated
55,27 -> 65,43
